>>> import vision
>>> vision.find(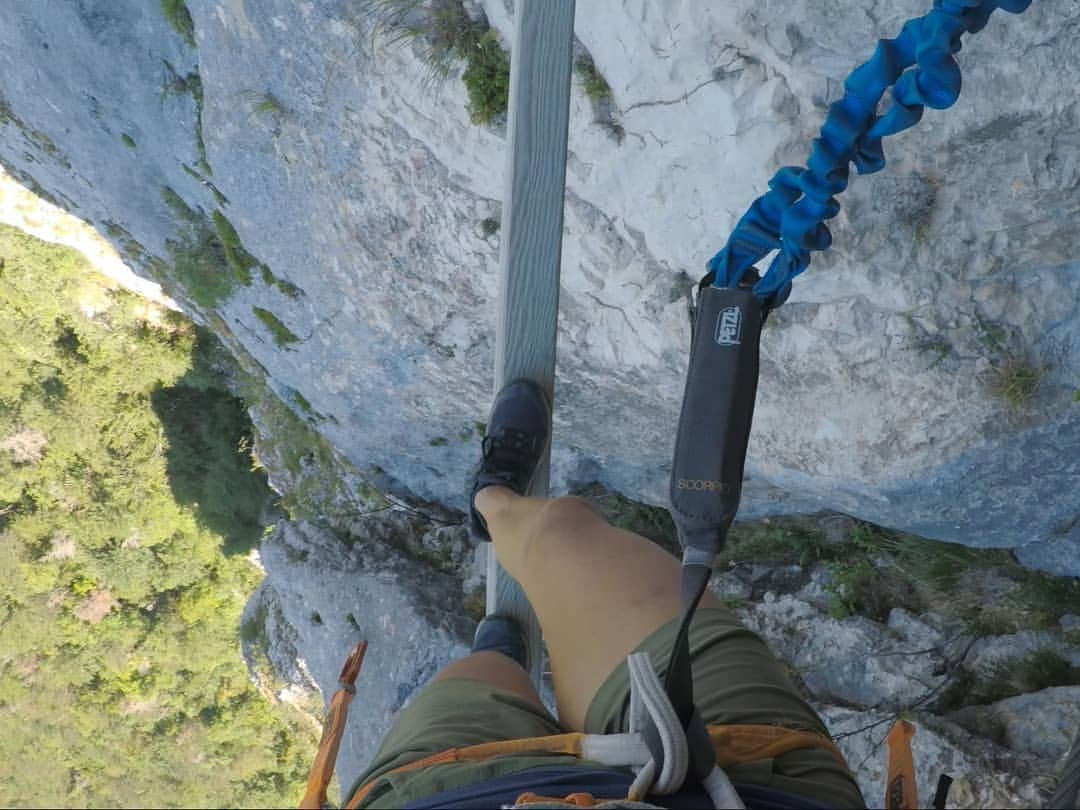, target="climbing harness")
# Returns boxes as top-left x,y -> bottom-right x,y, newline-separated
307,645 -> 847,809
303,1 -> 1036,807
